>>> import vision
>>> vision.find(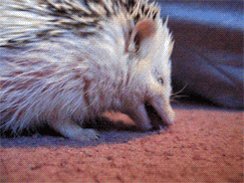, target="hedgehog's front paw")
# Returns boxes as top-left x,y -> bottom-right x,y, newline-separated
137,122 -> 153,131
76,129 -> 100,141
67,128 -> 100,141
51,121 -> 100,141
